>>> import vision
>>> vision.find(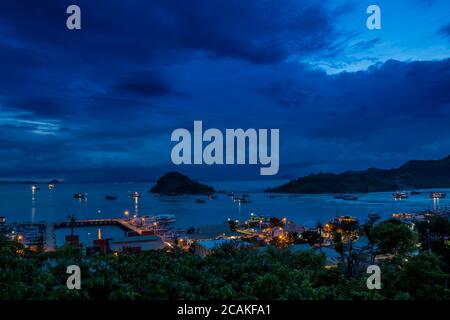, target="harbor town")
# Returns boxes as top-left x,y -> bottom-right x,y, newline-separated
2,182 -> 450,272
